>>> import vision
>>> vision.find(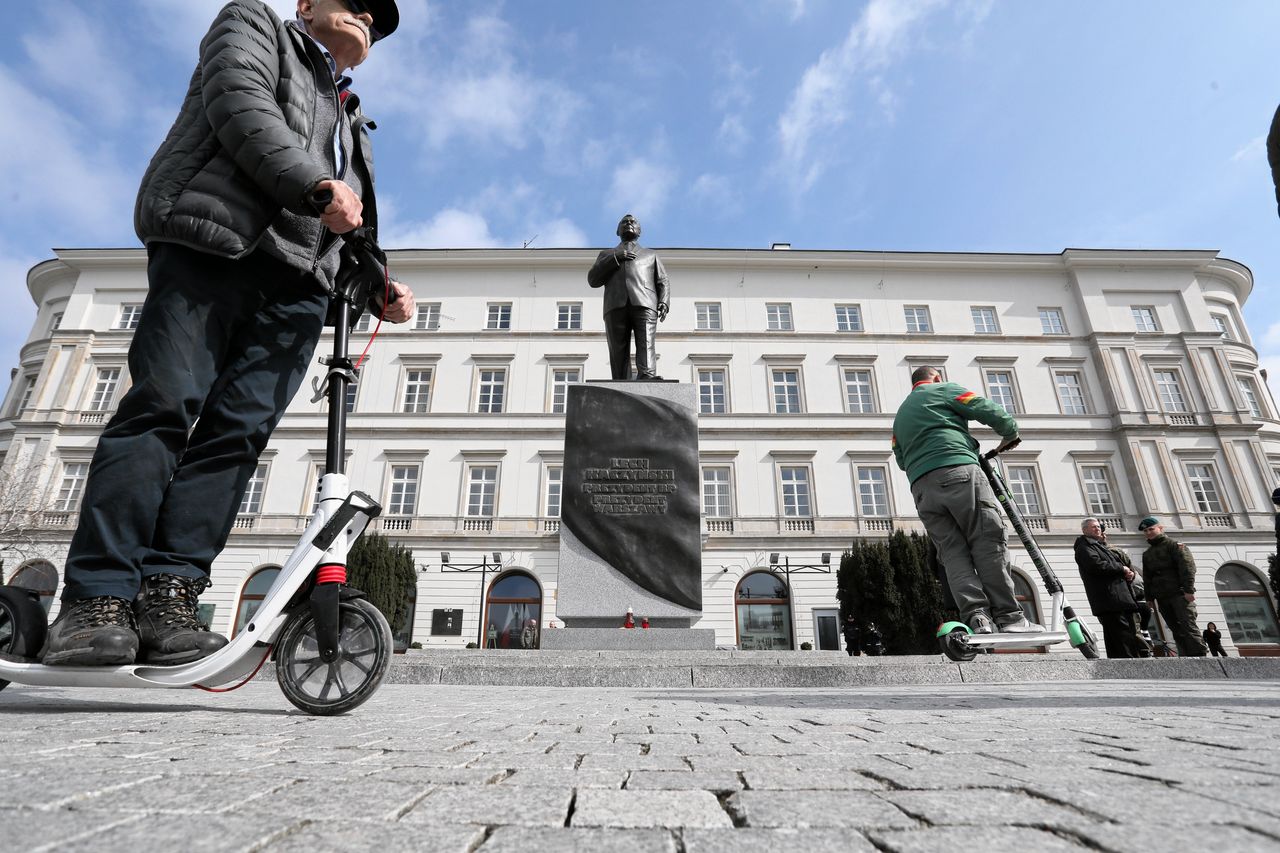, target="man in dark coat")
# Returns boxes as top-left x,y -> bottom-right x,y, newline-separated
1074,518 -> 1143,658
587,214 -> 670,379
42,0 -> 414,667
1139,516 -> 1208,657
